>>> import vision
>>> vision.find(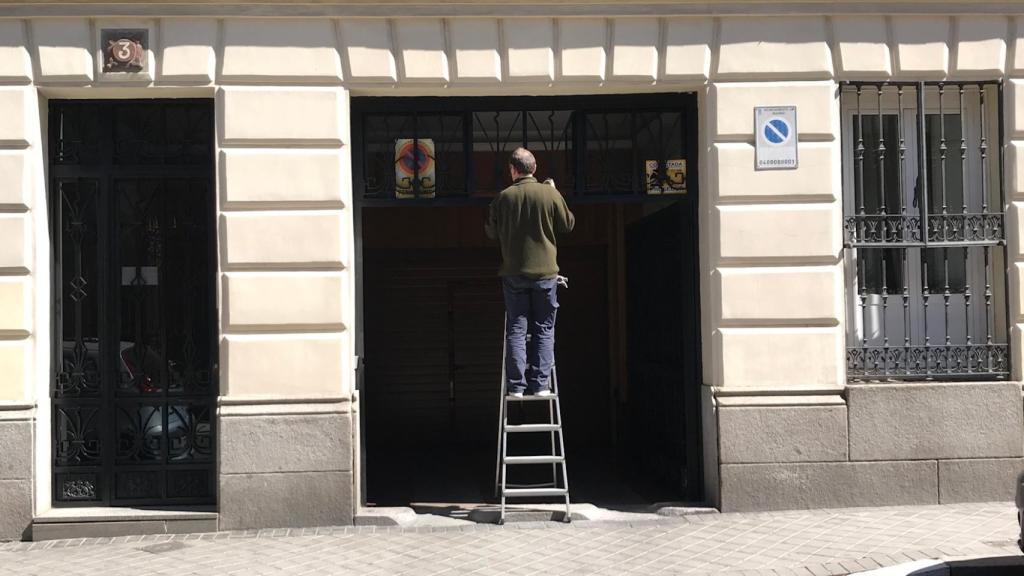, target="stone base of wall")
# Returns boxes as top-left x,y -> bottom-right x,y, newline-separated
939,458 -> 1024,504
721,460 -> 938,511
218,398 -> 354,530
714,383 -> 1024,512
0,408 -> 34,540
